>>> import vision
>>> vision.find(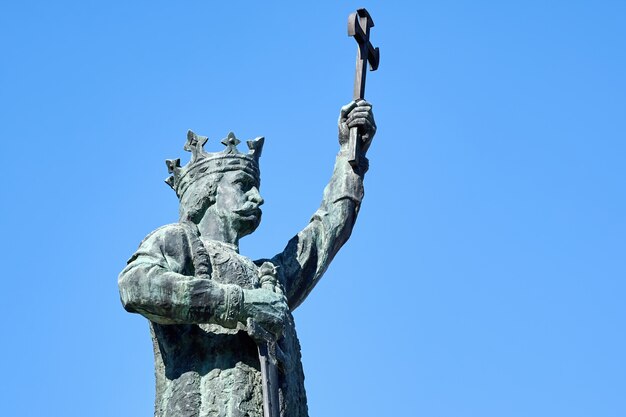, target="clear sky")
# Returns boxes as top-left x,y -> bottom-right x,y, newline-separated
1,2 -> 625,416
